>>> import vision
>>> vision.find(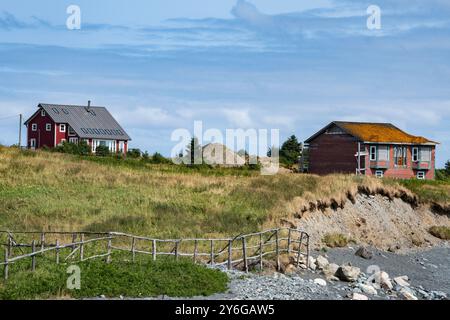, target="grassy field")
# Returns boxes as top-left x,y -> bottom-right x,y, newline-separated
0,251 -> 228,299
0,146 -> 448,239
0,146 -> 448,299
